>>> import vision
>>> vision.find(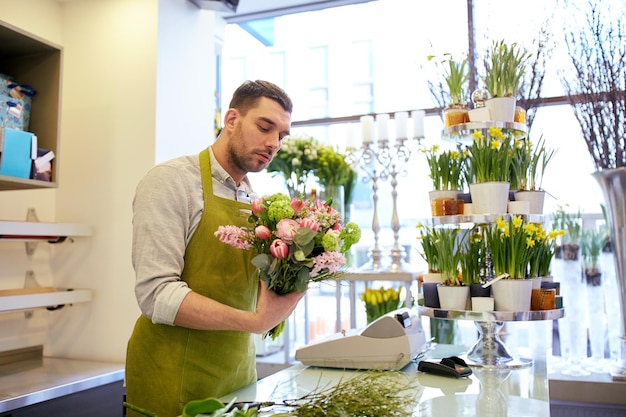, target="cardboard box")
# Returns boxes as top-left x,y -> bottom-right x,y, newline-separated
0,127 -> 36,178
